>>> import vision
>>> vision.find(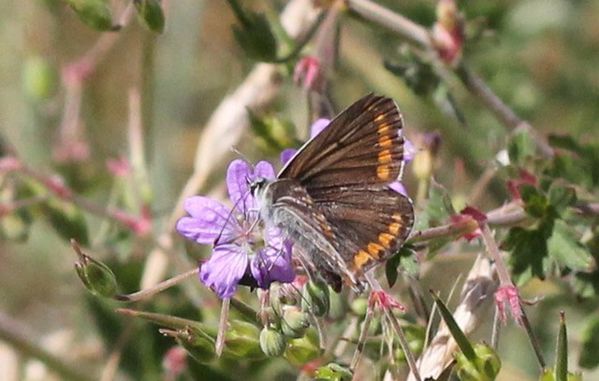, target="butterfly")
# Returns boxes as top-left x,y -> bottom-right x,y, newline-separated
252,94 -> 414,292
